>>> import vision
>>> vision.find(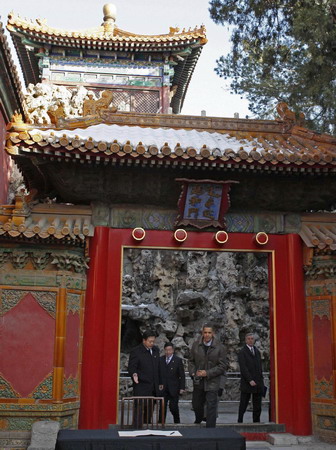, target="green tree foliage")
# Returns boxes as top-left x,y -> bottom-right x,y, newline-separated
209,0 -> 336,134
